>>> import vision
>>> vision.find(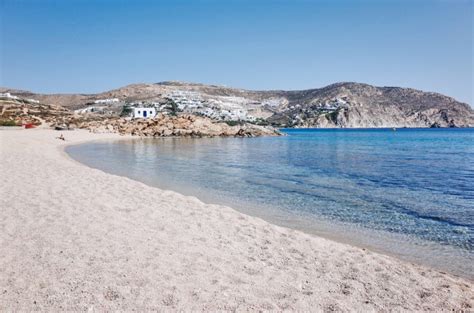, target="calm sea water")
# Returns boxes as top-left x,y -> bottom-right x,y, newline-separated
67,128 -> 474,278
